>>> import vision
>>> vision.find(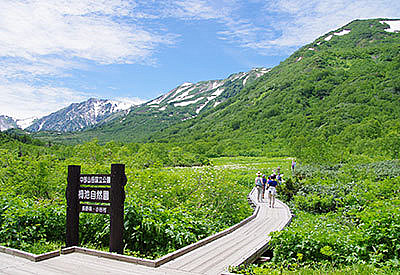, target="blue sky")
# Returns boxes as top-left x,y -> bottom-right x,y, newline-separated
1,0 -> 399,119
